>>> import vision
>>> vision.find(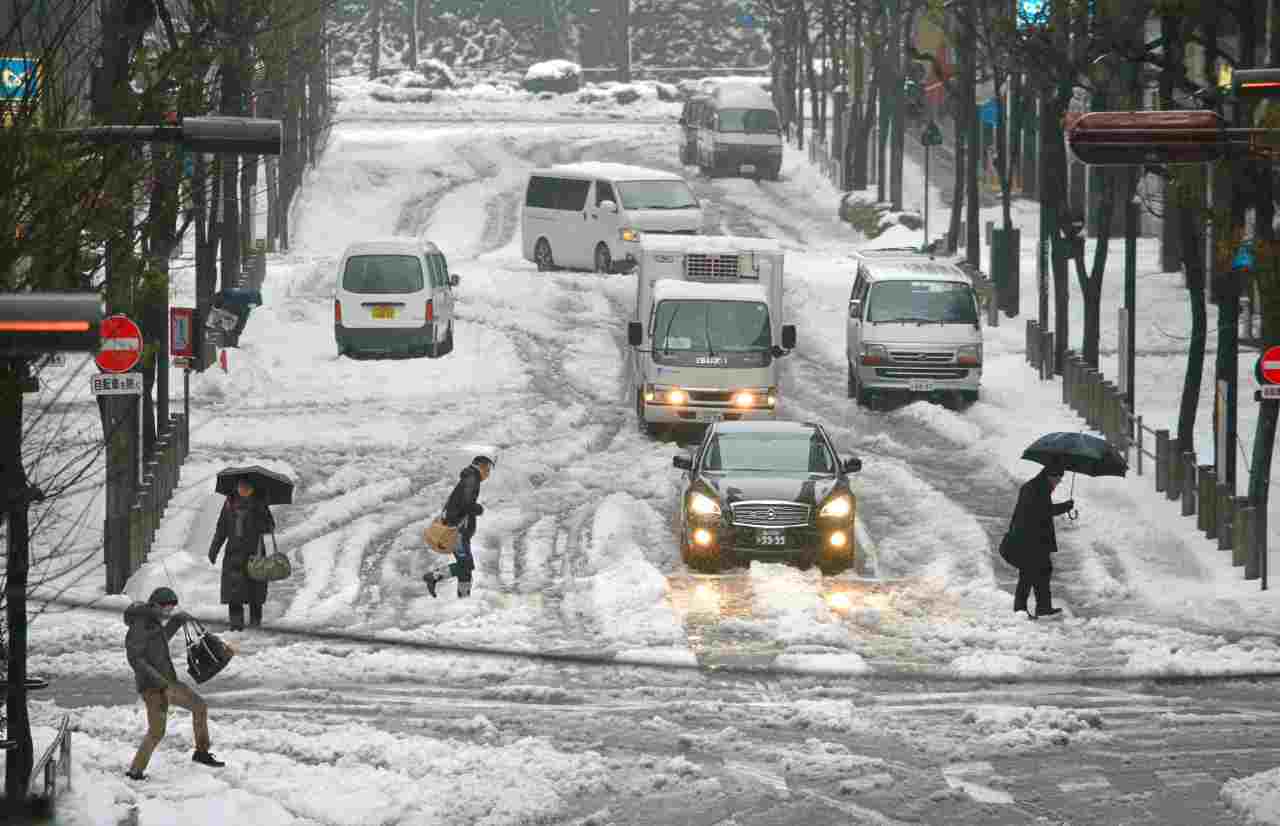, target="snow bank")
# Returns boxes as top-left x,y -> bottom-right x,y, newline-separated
1223,768 -> 1280,825
523,60 -> 582,93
